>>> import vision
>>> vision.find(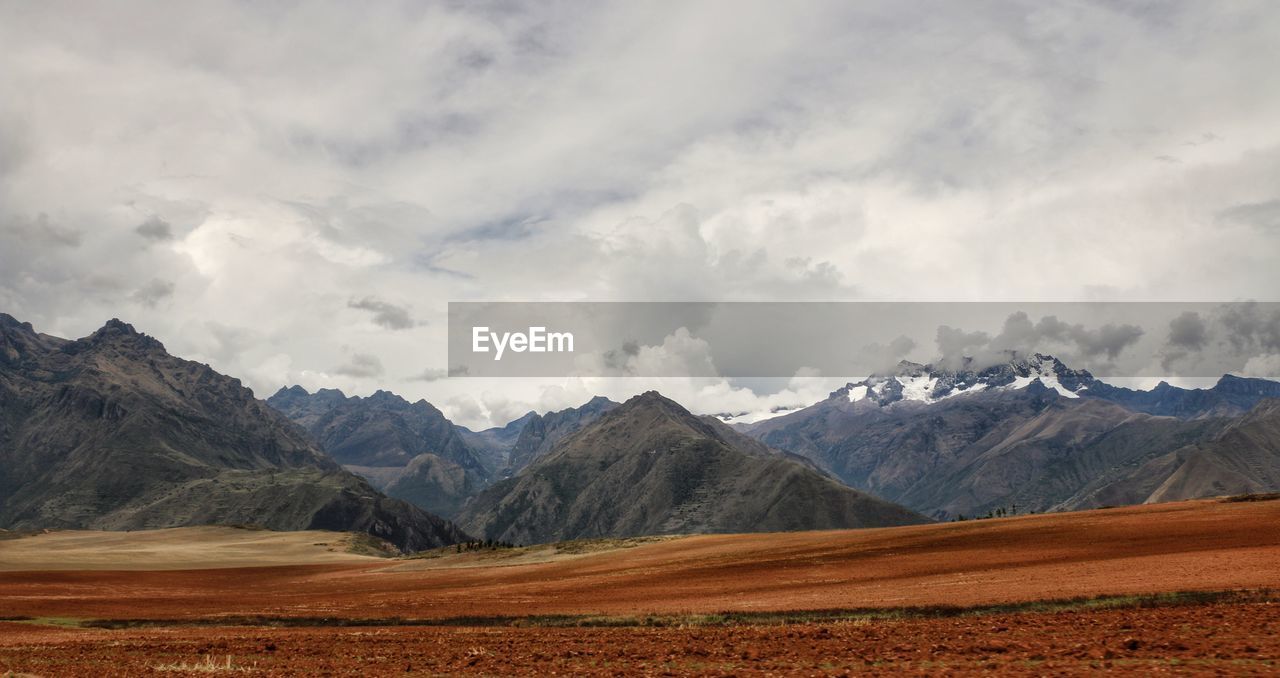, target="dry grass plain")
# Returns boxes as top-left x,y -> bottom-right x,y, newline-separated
2,497 -> 1279,675
0,526 -> 383,571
